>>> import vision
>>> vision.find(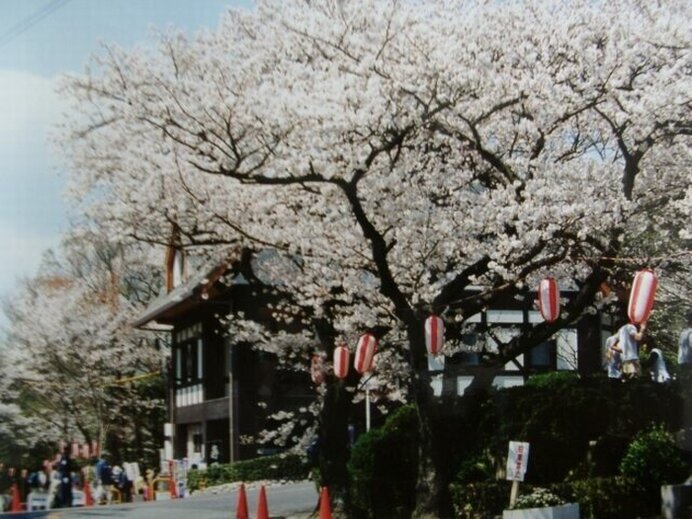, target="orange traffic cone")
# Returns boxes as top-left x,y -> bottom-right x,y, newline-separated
84,480 -> 94,506
169,461 -> 178,499
169,476 -> 178,499
10,483 -> 22,512
256,485 -> 269,519
235,483 -> 249,519
318,486 -> 331,519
